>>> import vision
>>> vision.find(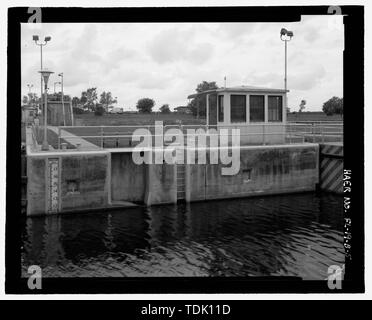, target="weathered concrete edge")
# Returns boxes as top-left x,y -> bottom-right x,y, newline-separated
27,142 -> 320,157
